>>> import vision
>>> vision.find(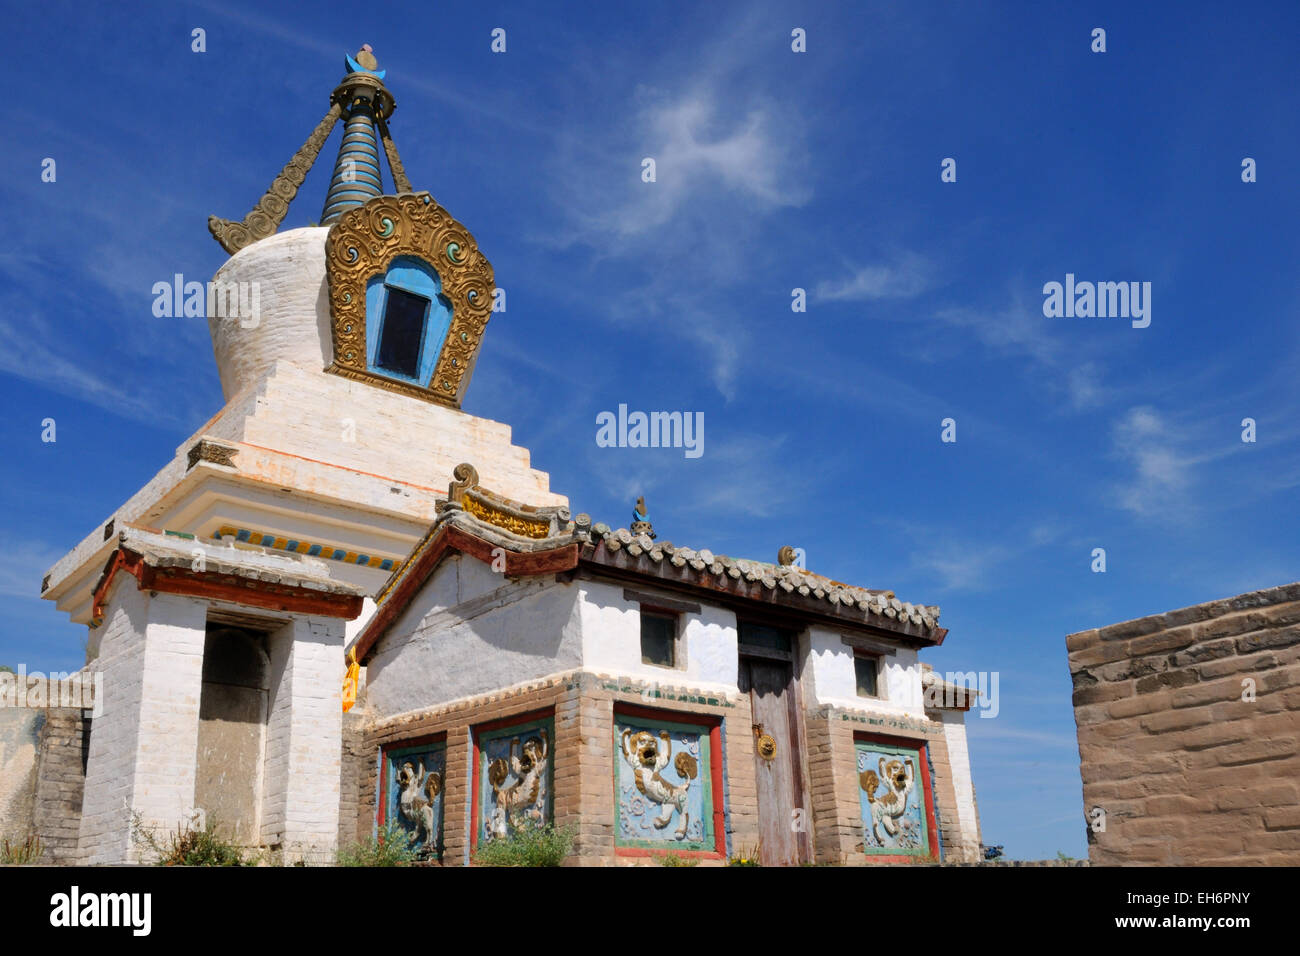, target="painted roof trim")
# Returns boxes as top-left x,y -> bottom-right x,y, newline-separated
91,525 -> 367,627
